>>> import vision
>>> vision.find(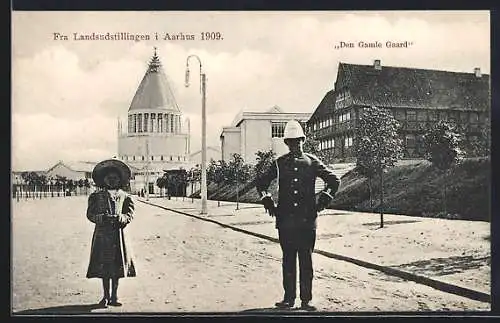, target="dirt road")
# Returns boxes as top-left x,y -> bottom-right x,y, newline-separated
11,196 -> 489,313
